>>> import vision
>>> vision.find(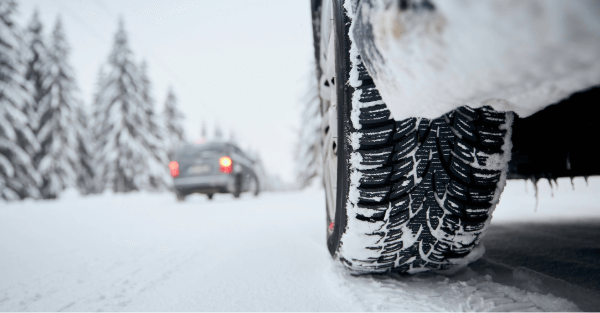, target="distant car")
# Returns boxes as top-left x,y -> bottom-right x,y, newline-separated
169,141 -> 260,201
